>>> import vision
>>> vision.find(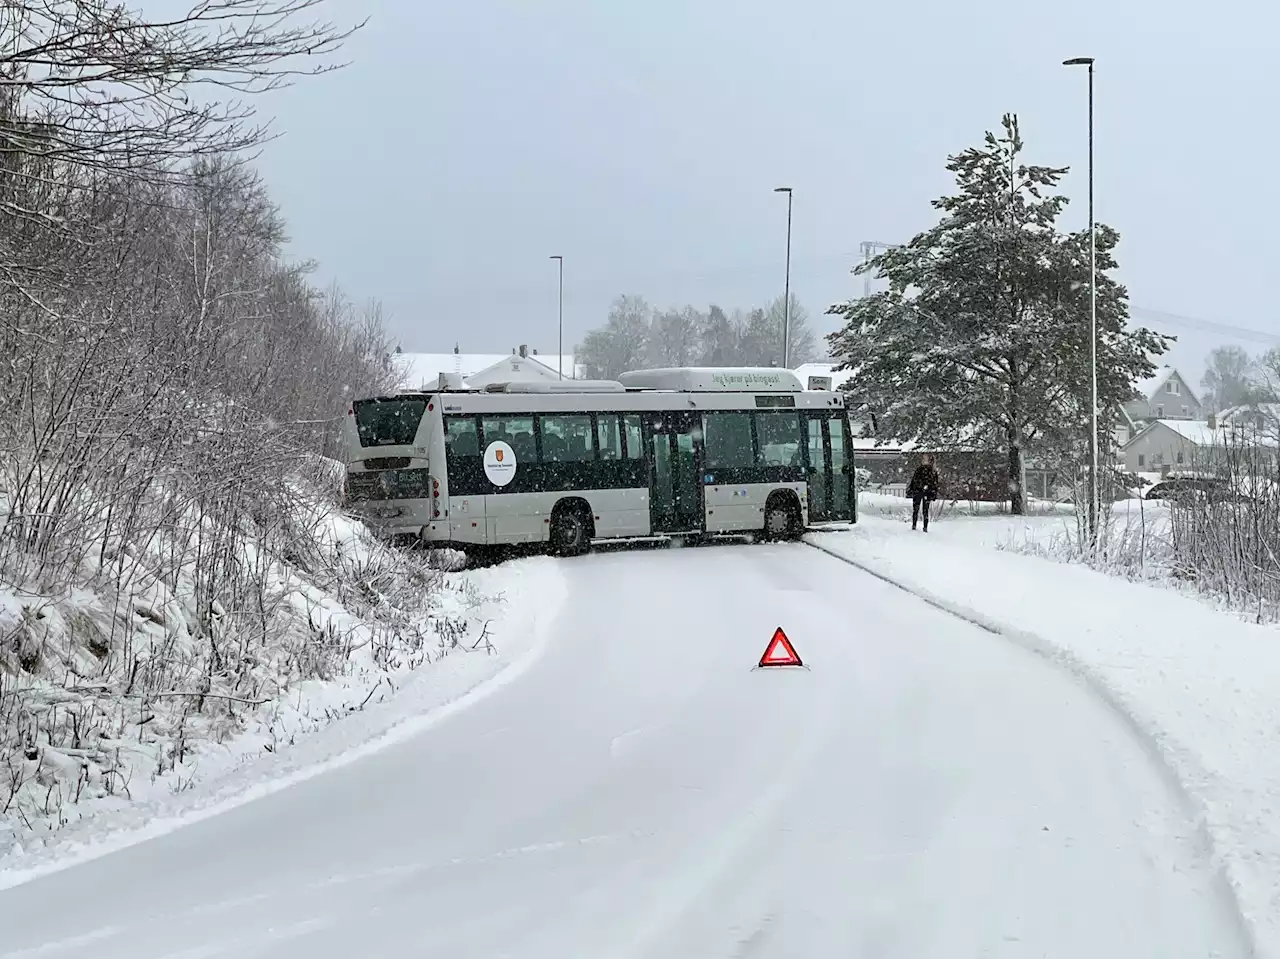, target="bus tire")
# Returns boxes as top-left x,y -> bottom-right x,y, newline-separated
549,500 -> 594,557
763,491 -> 802,542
